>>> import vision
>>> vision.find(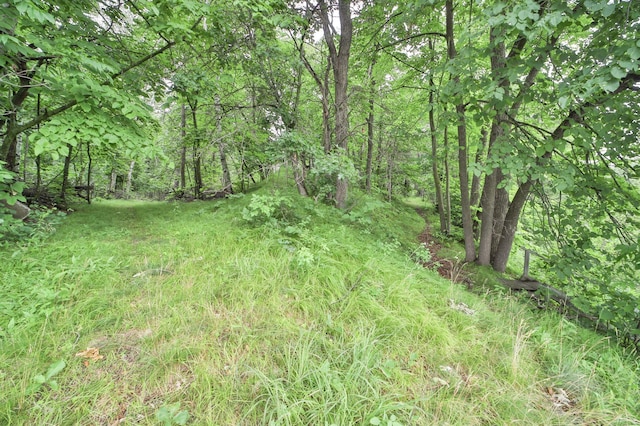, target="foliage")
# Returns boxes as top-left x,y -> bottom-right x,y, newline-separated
1,0 -> 640,421
155,403 -> 190,426
410,243 -> 432,266
26,360 -> 66,395
0,162 -> 26,237
241,191 -> 295,226
0,186 -> 638,424
308,149 -> 359,203
0,162 -> 25,206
